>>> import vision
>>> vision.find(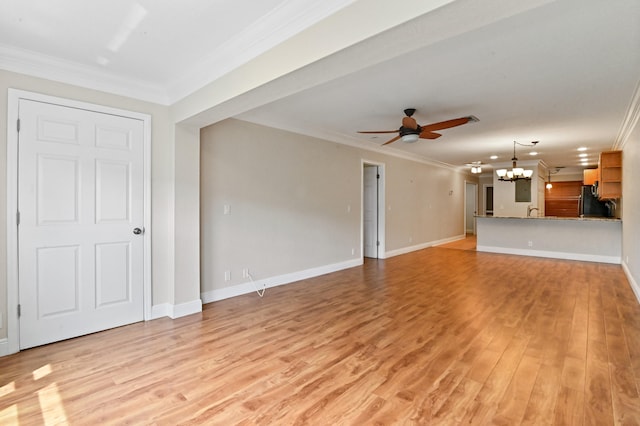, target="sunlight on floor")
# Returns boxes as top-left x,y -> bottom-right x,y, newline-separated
0,403 -> 18,424
33,364 -> 52,381
0,381 -> 15,398
0,364 -> 68,425
38,383 -> 69,425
